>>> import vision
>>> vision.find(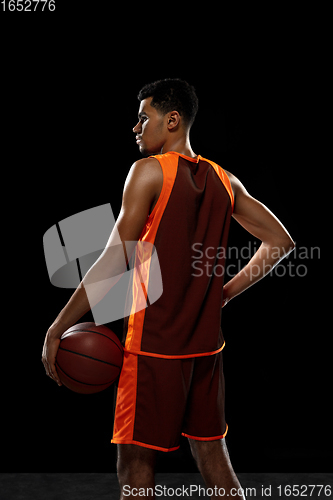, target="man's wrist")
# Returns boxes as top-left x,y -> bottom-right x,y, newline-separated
47,319 -> 67,340
222,284 -> 233,307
